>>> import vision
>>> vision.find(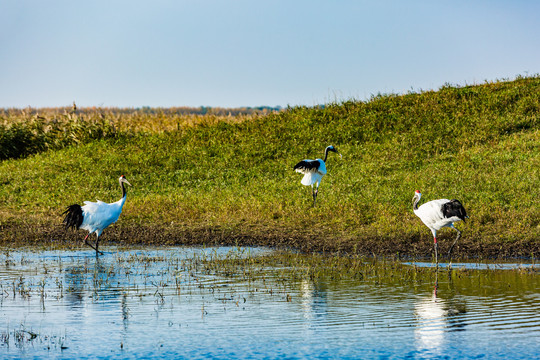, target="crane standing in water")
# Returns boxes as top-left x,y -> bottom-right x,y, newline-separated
63,175 -> 132,256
